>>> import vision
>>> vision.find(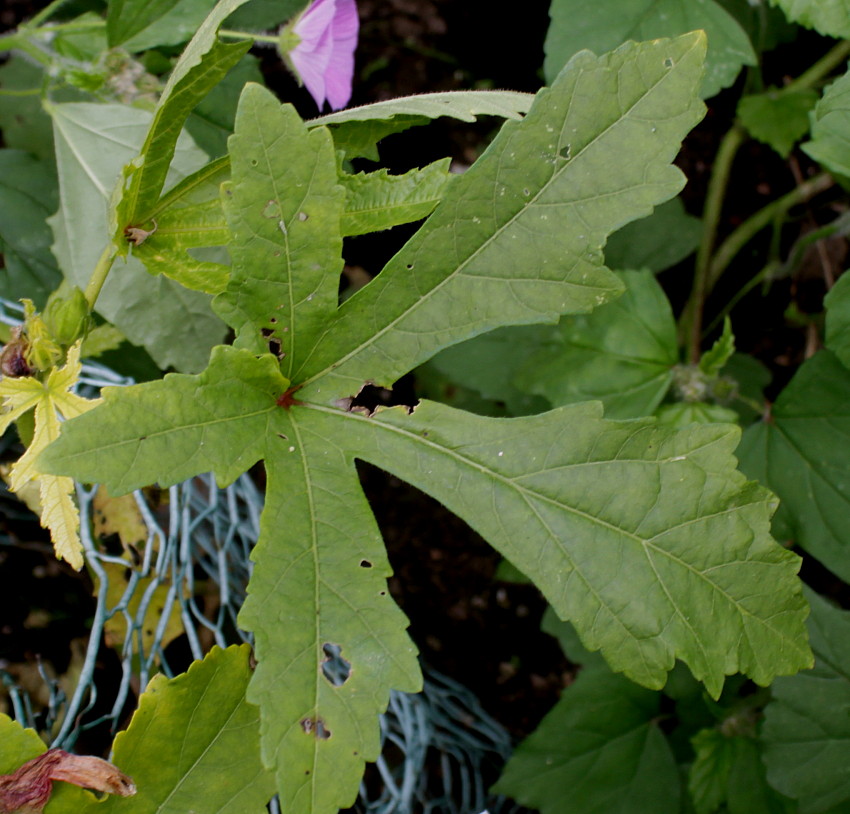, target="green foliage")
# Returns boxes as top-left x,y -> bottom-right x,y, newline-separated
802,67 -> 850,177
493,661 -> 681,814
517,270 -> 679,418
768,0 -> 850,38
91,645 -> 275,813
604,197 -> 702,273
110,0 -> 252,250
761,589 -> 850,812
0,150 -> 62,307
338,159 -> 451,236
36,31 -> 814,812
8,0 -> 850,808
737,351 -> 850,583
544,0 -> 757,98
738,88 -> 818,157
313,90 -> 534,160
47,101 -> 226,371
825,270 -> 850,367
699,317 -> 735,377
